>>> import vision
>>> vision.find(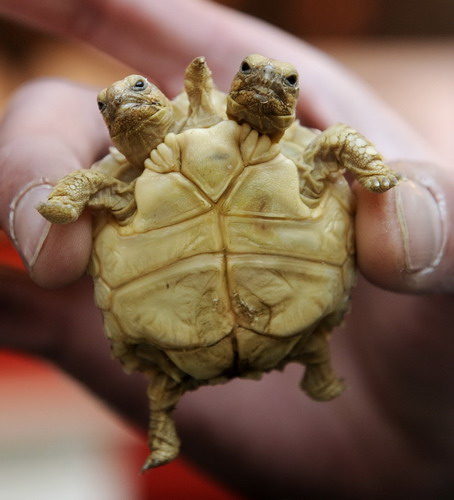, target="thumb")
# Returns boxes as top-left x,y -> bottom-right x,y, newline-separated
0,79 -> 109,288
355,161 -> 453,293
